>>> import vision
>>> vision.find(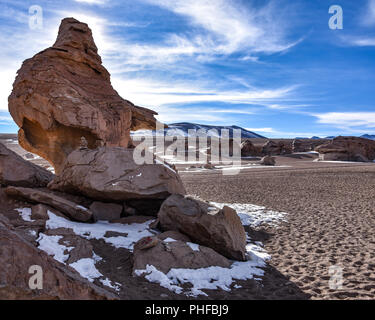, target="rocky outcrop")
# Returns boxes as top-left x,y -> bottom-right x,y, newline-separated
0,216 -> 117,300
8,18 -> 158,173
262,140 -> 292,156
48,147 -> 186,203
133,235 -> 231,274
315,136 -> 375,162
0,143 -> 53,187
4,186 -> 93,222
157,195 -> 247,261
260,155 -> 276,166
292,139 -> 327,153
240,140 -> 261,157
89,202 -> 123,221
